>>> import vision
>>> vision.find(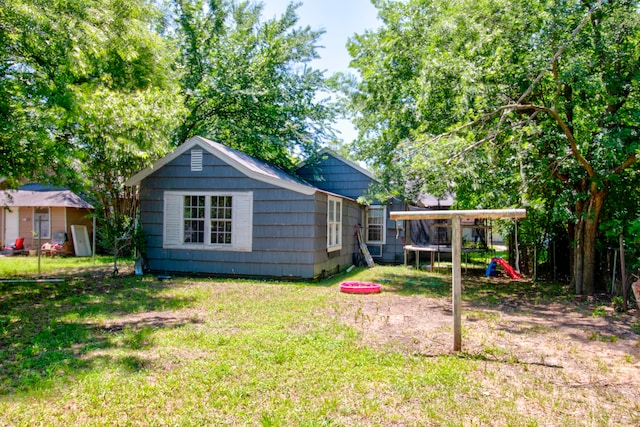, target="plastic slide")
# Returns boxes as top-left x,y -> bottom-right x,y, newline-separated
490,257 -> 524,279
